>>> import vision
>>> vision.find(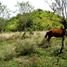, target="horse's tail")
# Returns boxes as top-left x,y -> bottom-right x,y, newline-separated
45,32 -> 48,38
